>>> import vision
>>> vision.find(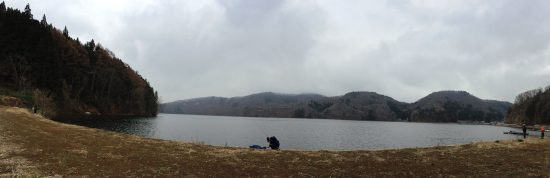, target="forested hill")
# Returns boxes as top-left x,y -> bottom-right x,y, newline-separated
160,92 -> 407,121
0,3 -> 158,117
506,86 -> 550,125
408,91 -> 512,122
161,91 -> 512,122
